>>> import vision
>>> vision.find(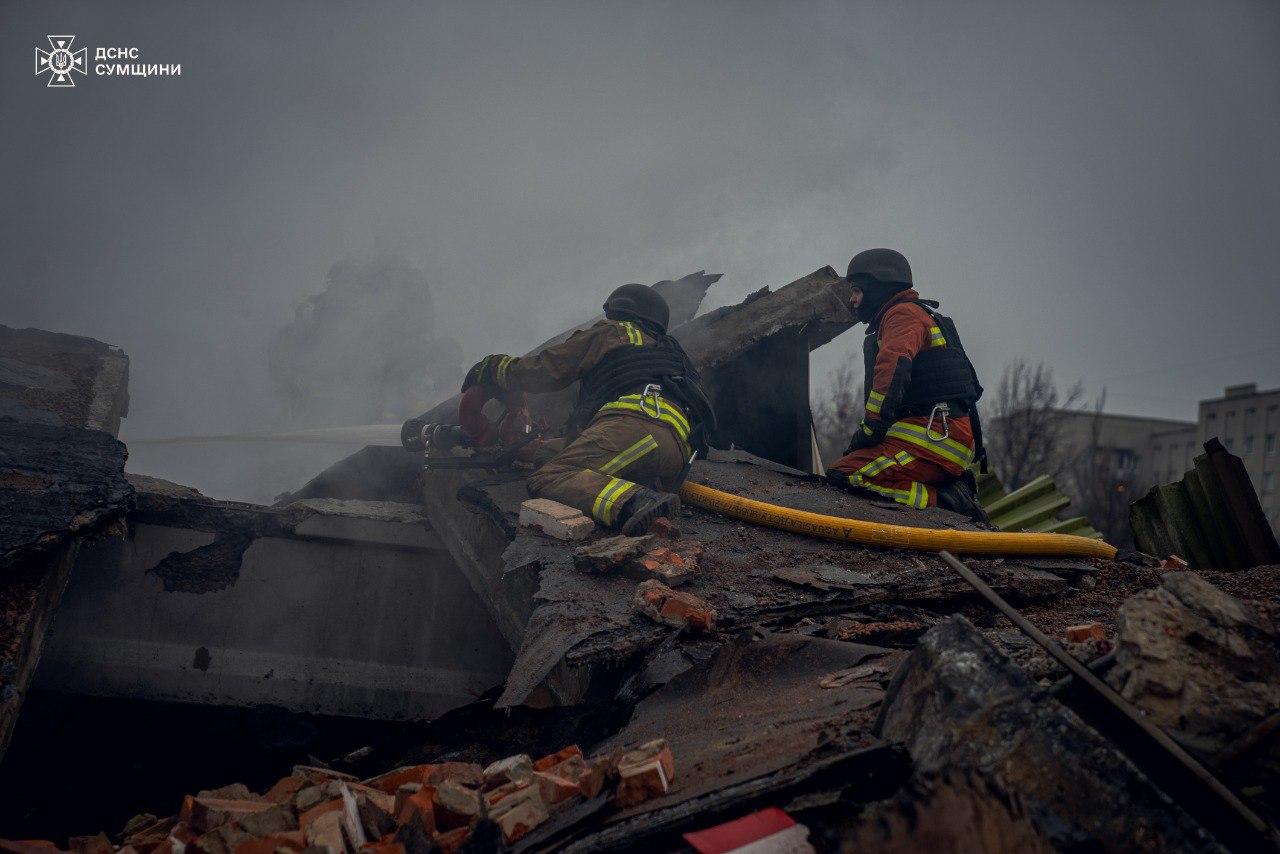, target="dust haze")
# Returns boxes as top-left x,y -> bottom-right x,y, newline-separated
3,1 -> 1279,500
